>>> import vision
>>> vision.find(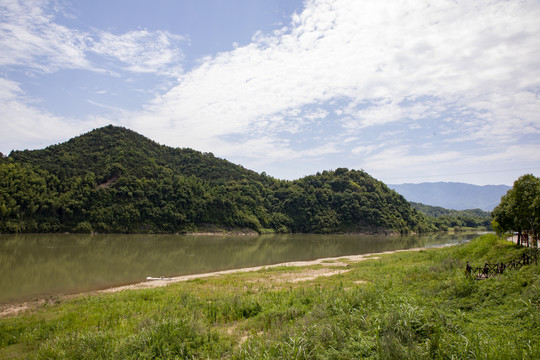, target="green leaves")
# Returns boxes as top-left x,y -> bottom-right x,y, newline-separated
1,126 -> 435,234
492,174 -> 540,239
